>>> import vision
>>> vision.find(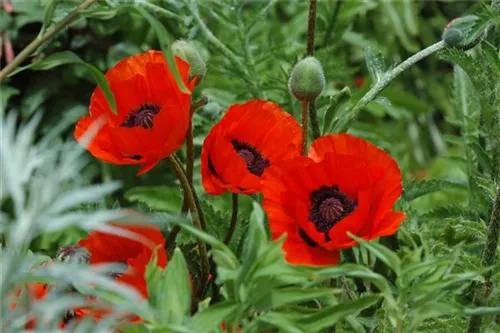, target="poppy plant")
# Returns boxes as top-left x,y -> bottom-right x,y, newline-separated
77,223 -> 168,299
10,283 -> 67,329
201,100 -> 302,195
262,134 -> 406,266
74,50 -> 196,175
